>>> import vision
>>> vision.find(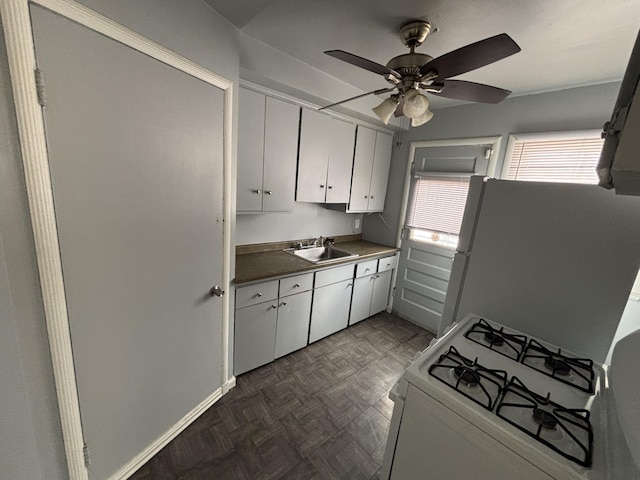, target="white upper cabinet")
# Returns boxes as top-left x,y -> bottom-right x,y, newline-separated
297,108 -> 355,203
348,126 -> 393,212
237,88 -> 299,212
